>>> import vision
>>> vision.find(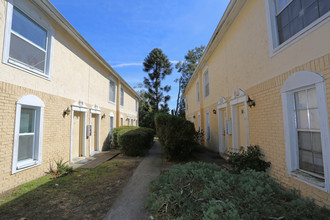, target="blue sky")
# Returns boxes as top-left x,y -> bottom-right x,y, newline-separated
50,0 -> 230,110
